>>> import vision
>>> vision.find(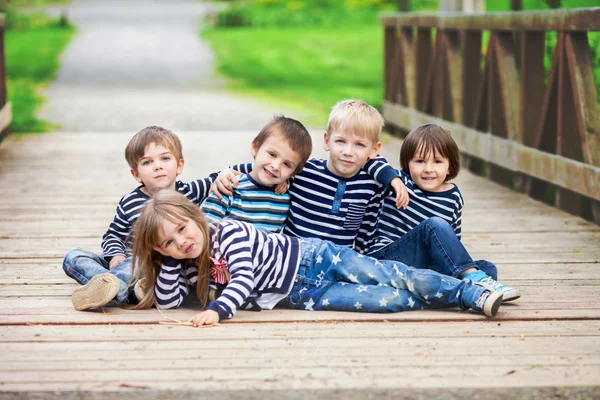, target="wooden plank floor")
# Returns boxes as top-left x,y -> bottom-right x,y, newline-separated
1,131 -> 599,398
